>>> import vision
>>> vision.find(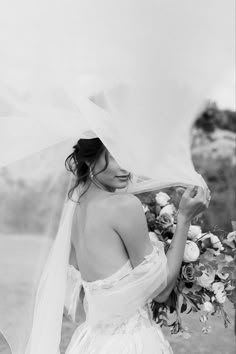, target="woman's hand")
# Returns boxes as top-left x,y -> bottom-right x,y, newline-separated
178,185 -> 211,223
